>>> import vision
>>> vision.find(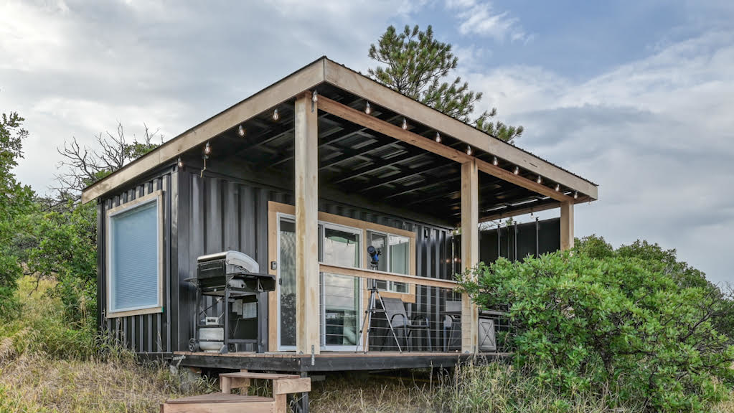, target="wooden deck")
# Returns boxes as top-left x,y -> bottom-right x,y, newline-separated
174,351 -> 511,372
